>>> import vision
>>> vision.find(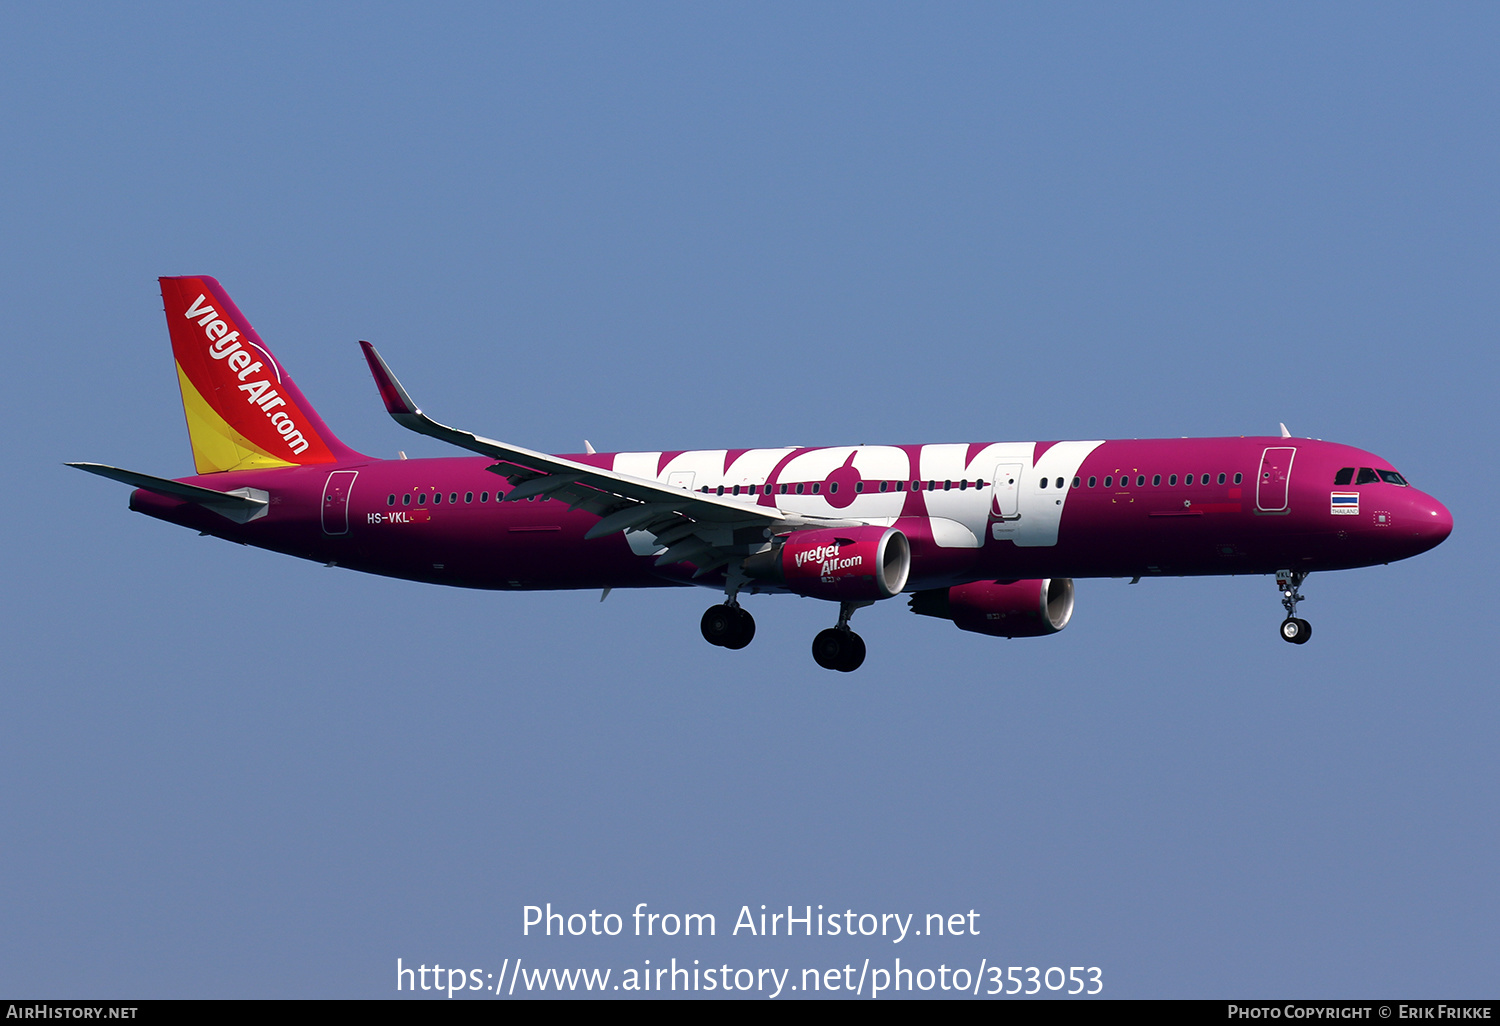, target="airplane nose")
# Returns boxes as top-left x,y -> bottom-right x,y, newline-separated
1414,494 -> 1453,550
